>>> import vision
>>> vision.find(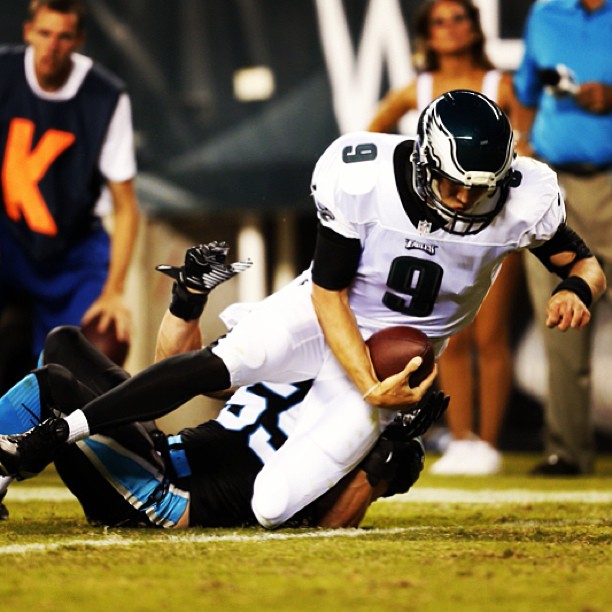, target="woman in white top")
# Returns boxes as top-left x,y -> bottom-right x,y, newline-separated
369,0 -> 522,475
